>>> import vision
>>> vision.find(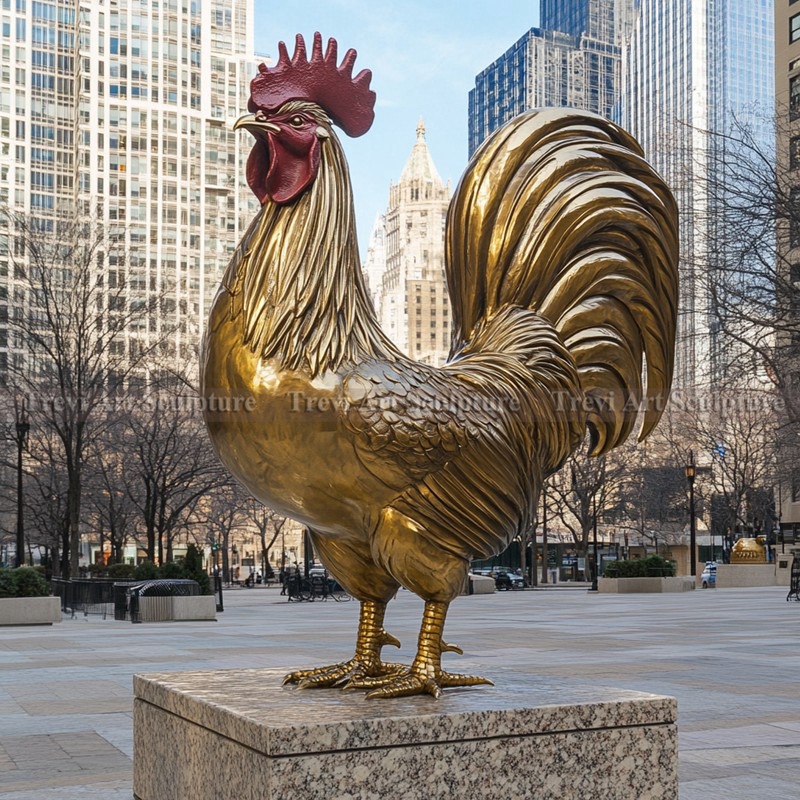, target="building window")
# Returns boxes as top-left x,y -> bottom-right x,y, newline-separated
792,75 -> 800,121
792,137 -> 800,170
792,13 -> 800,43
791,189 -> 800,248
792,264 -> 800,284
